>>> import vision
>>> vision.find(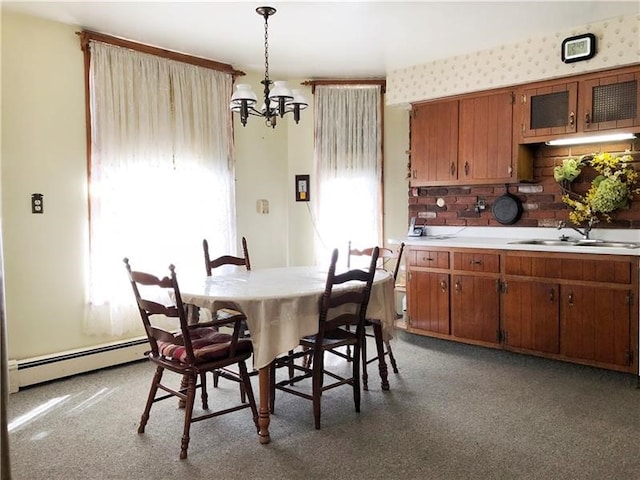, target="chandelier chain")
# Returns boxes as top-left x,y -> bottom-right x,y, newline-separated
263,13 -> 270,83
